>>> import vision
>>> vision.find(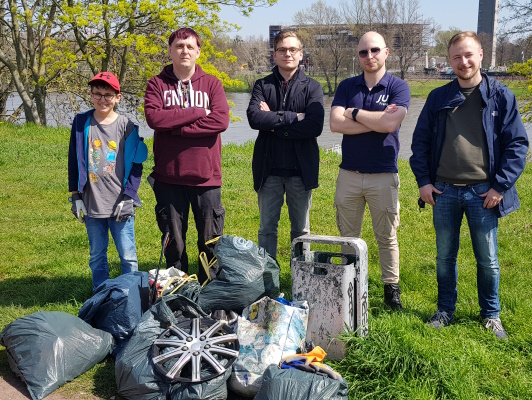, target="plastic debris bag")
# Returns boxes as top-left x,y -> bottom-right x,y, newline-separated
198,235 -> 281,314
168,368 -> 231,400
78,271 -> 150,356
254,364 -> 349,400
115,293 -> 208,400
0,311 -> 113,400
228,296 -> 309,397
